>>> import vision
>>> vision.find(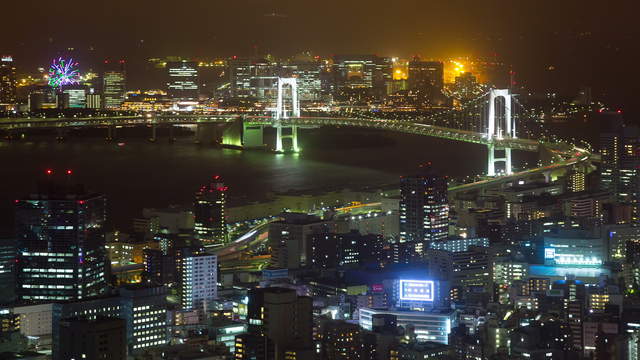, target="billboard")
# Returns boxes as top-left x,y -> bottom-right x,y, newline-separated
399,280 -> 434,302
